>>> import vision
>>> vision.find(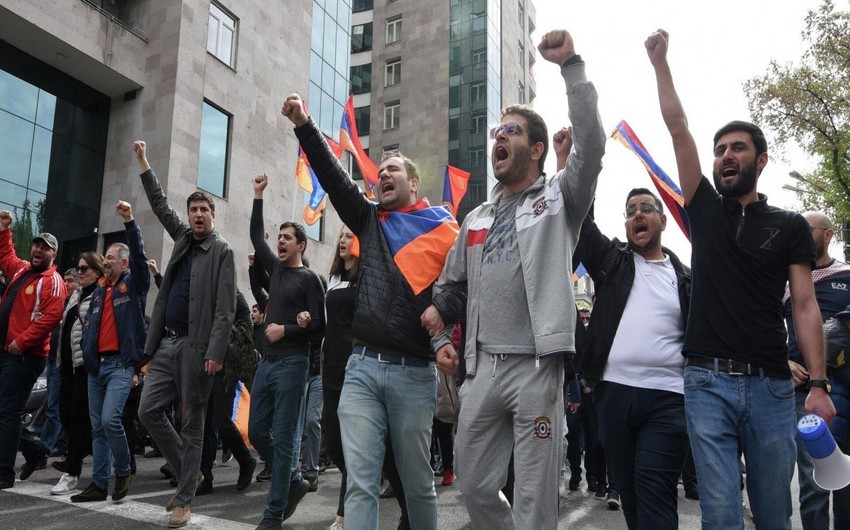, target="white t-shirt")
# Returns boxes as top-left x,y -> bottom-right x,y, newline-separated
602,253 -> 685,394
